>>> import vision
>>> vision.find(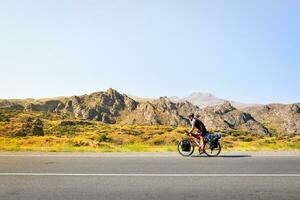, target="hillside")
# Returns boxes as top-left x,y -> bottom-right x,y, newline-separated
0,88 -> 299,136
0,108 -> 299,152
242,104 -> 300,135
